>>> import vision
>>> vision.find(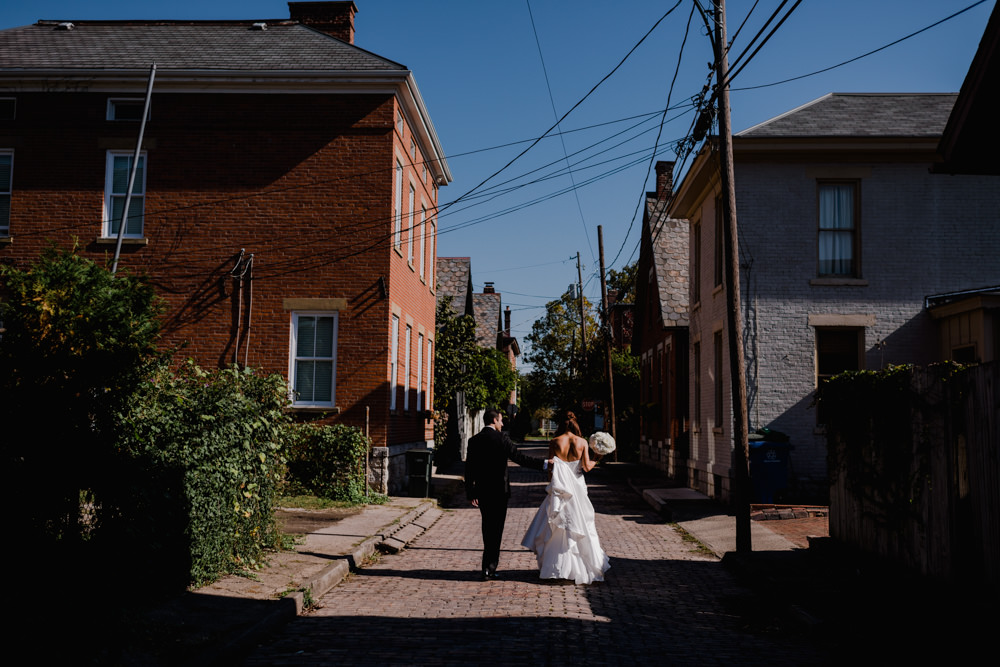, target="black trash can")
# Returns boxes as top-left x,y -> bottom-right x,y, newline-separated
406,448 -> 434,497
748,440 -> 791,503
